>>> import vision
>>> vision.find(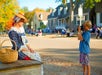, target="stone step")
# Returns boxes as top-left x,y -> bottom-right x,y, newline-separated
0,60 -> 43,75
